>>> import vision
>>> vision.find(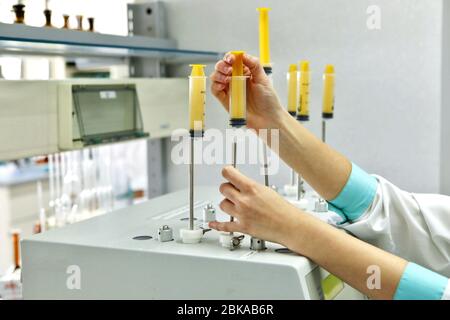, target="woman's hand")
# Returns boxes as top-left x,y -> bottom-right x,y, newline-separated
209,166 -> 408,300
210,53 -> 285,131
209,165 -> 303,246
